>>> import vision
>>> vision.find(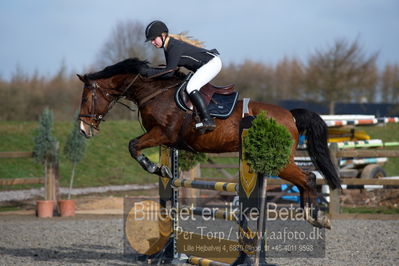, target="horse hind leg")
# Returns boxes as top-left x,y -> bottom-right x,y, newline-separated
302,172 -> 332,229
279,162 -> 331,229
